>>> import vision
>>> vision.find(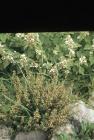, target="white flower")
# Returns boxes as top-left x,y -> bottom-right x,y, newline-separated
30,62 -> 38,68
84,32 -> 89,36
20,54 -> 28,67
77,36 -> 80,40
16,33 -> 21,37
49,66 -> 57,76
36,49 -> 42,55
24,33 -> 40,44
5,54 -> 14,63
20,54 -> 27,60
59,59 -> 68,68
79,56 -> 87,64
16,33 -> 25,38
65,35 -> 75,48
10,57 -> 14,63
24,35 -> 35,43
21,54 -> 26,57
31,38 -> 35,42
21,33 -> 25,37
68,48 -> 75,57
49,68 -> 56,73
92,44 -> 94,48
65,70 -> 70,75
10,56 -> 14,60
